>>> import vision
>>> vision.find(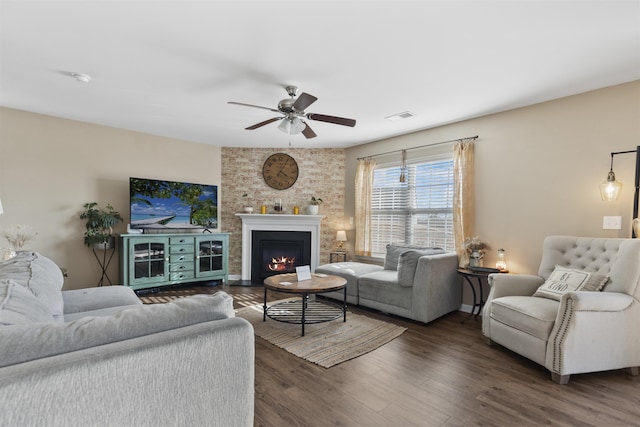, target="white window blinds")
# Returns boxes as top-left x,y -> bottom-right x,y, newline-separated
371,157 -> 454,256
